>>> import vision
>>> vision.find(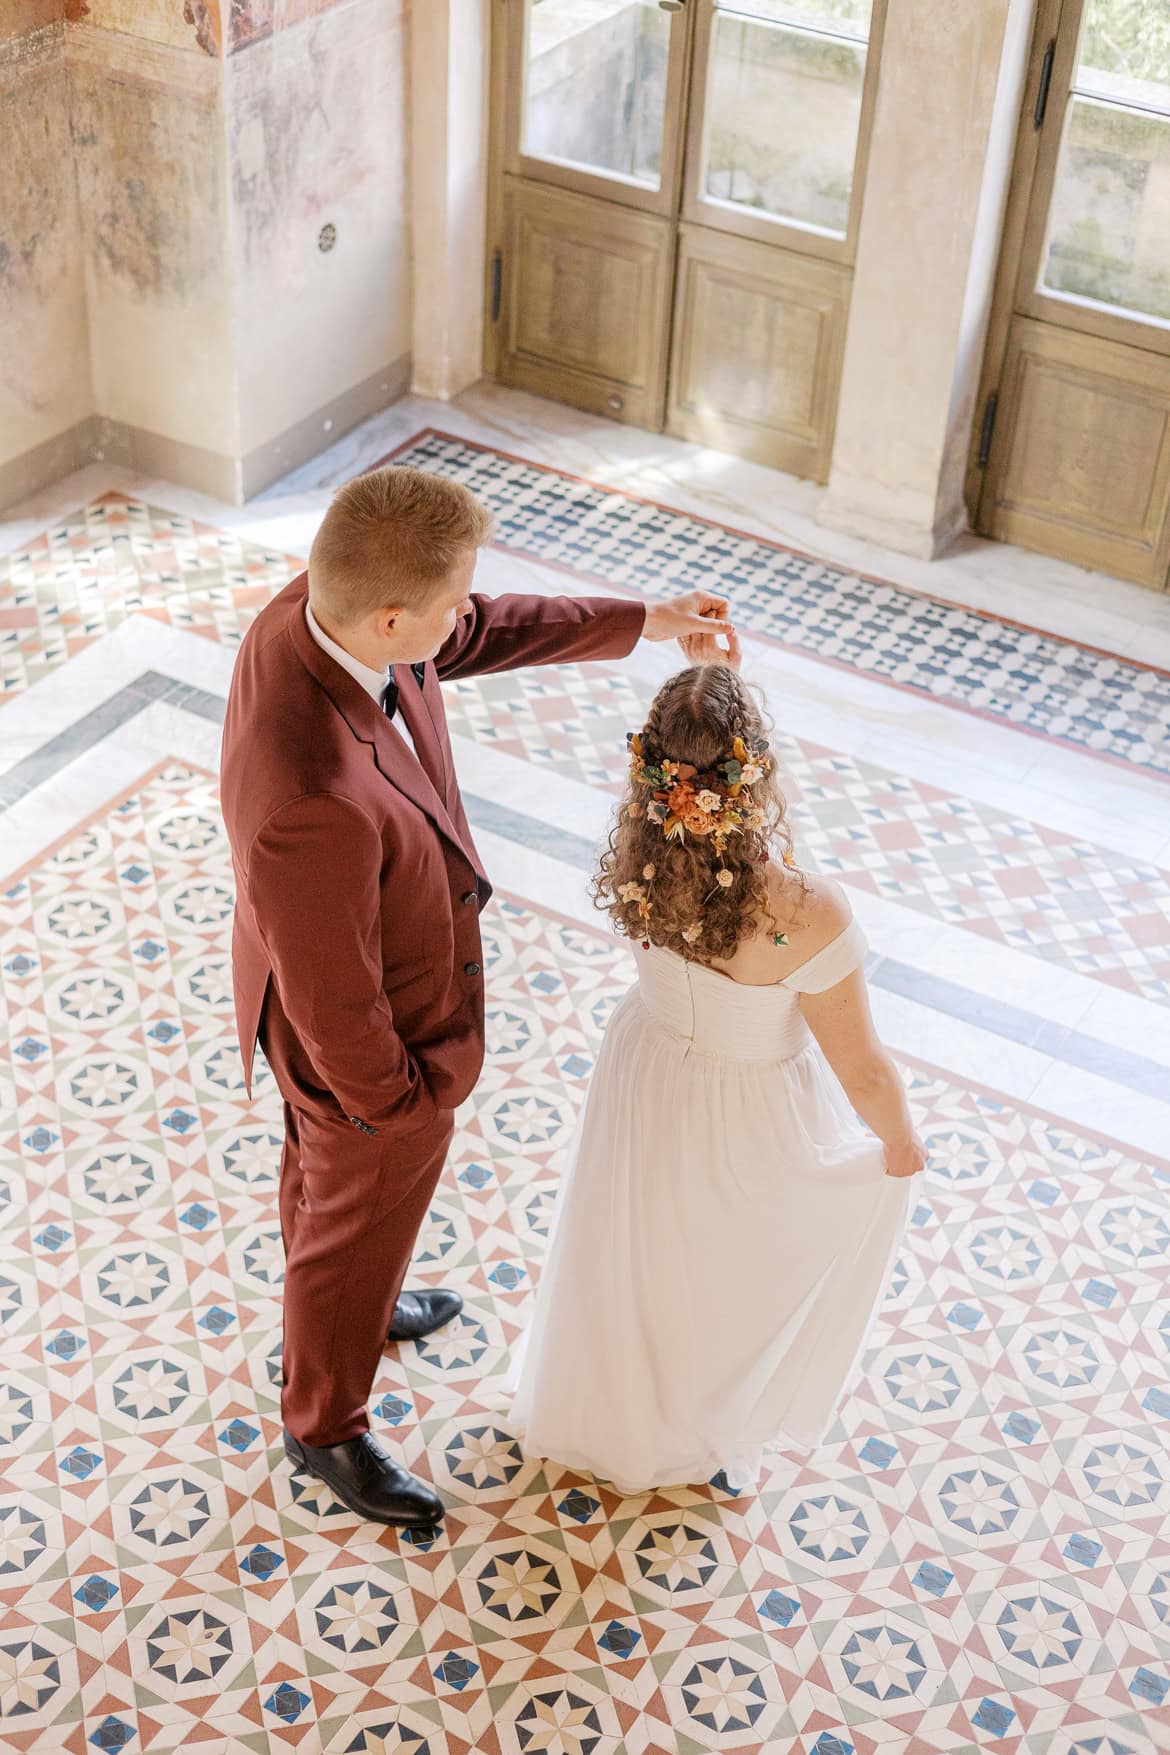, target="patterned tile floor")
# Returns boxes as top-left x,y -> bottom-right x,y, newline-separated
2,434 -> 1169,1753
2,765 -> 1169,1755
